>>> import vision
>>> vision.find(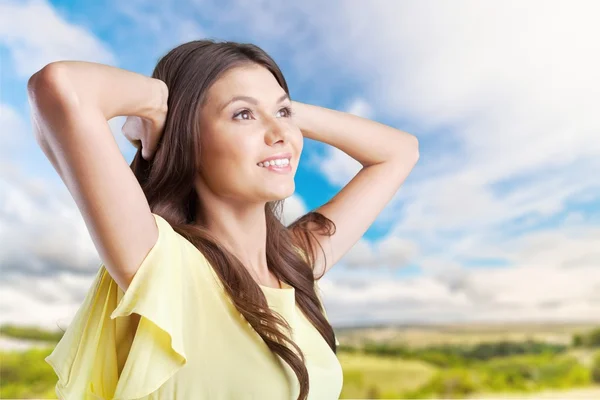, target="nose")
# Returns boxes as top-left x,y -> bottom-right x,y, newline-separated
264,115 -> 289,144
